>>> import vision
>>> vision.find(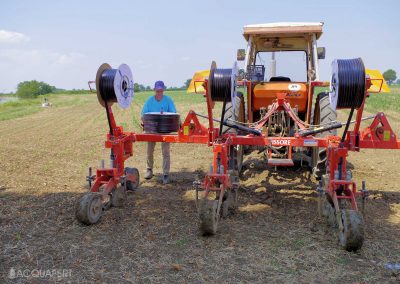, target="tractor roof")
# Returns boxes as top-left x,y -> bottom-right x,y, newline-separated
243,22 -> 324,40
243,22 -> 323,52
